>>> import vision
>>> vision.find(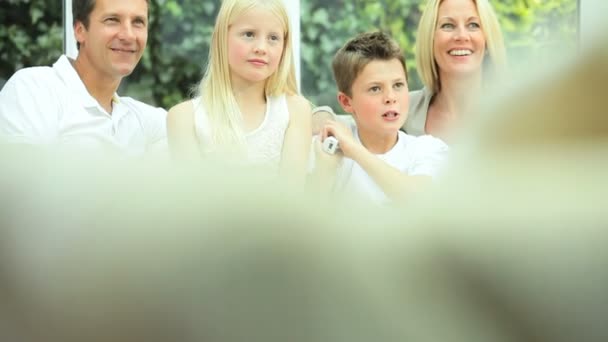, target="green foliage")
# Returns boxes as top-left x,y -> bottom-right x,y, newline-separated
0,0 -> 63,84
0,0 -> 577,109
125,0 -> 219,107
300,0 -> 422,108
